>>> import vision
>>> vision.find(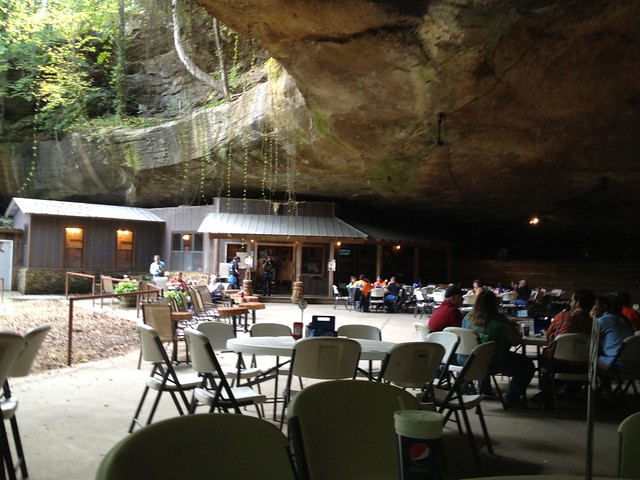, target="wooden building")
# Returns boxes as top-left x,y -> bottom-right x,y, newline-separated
3,197 -> 453,297
4,198 -> 164,293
